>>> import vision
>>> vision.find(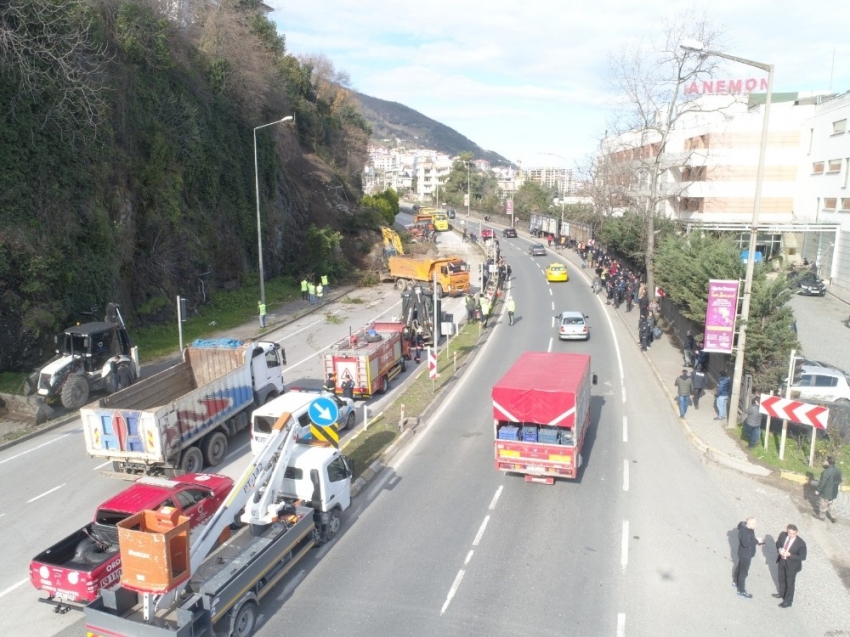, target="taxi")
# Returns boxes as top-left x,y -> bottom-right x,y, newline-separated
545,263 -> 569,282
